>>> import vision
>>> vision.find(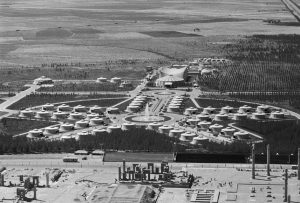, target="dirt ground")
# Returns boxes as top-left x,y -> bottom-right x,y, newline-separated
0,153 -> 155,203
0,156 -> 300,203
158,168 -> 300,203
1,0 -> 299,66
